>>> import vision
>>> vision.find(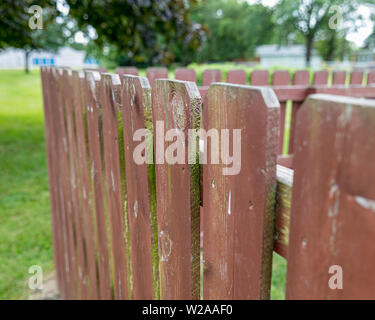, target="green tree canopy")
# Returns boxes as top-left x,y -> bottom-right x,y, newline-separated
274,0 -> 368,66
191,0 -> 275,63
